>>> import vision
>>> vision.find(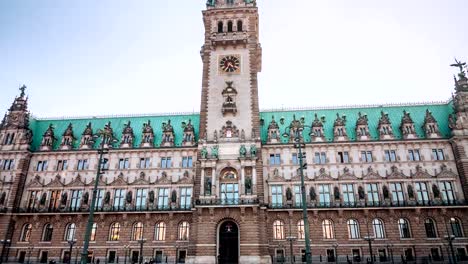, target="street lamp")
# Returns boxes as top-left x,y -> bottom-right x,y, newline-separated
385,244 -> 394,264
0,239 -> 11,264
445,217 -> 458,264
137,239 -> 147,264
332,243 -> 338,264
68,239 -> 77,264
286,236 -> 296,264
364,236 -> 375,264
81,124 -> 118,264
282,115 -> 312,264
124,245 -> 130,264
27,246 -> 34,264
